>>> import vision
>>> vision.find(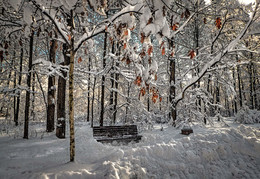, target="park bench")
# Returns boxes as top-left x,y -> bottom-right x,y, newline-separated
93,125 -> 142,144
